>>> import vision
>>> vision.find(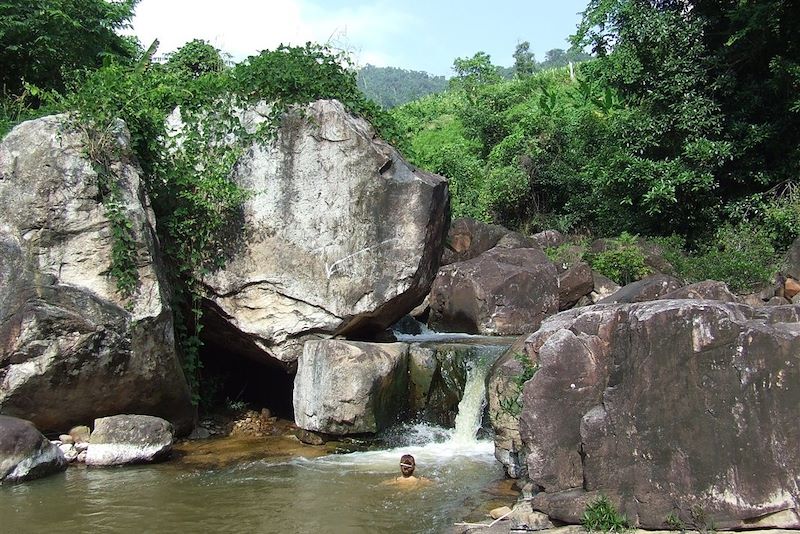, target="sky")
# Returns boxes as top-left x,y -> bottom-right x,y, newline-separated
129,0 -> 589,77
